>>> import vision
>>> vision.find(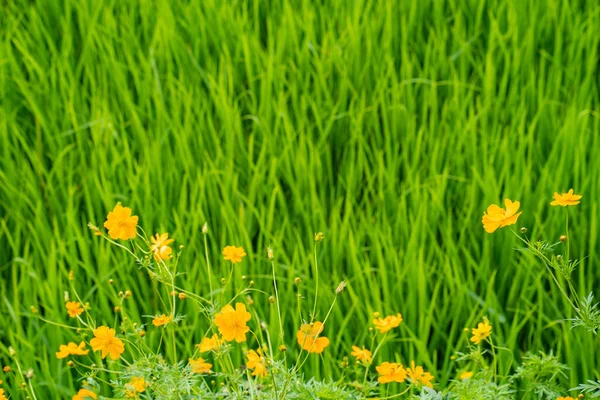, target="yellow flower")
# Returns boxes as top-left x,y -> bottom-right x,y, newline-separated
222,246 -> 247,263
189,358 -> 212,374
376,362 -> 407,384
196,334 -> 223,353
0,389 -> 7,400
406,361 -> 434,388
103,203 -> 138,240
296,321 -> 330,354
151,233 -> 174,261
90,326 -> 125,360
72,388 -> 97,400
459,371 -> 473,380
373,313 -> 403,333
247,349 -> 268,377
470,319 -> 492,344
126,376 -> 147,395
56,342 -> 89,359
214,303 -> 252,343
551,189 -> 582,207
66,301 -> 84,318
351,346 -> 372,363
482,199 -> 522,233
152,314 -> 172,327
